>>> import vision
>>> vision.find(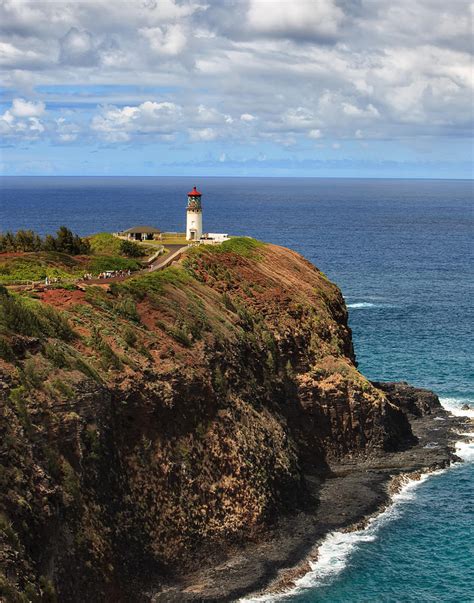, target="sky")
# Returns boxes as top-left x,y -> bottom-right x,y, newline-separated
0,0 -> 473,178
